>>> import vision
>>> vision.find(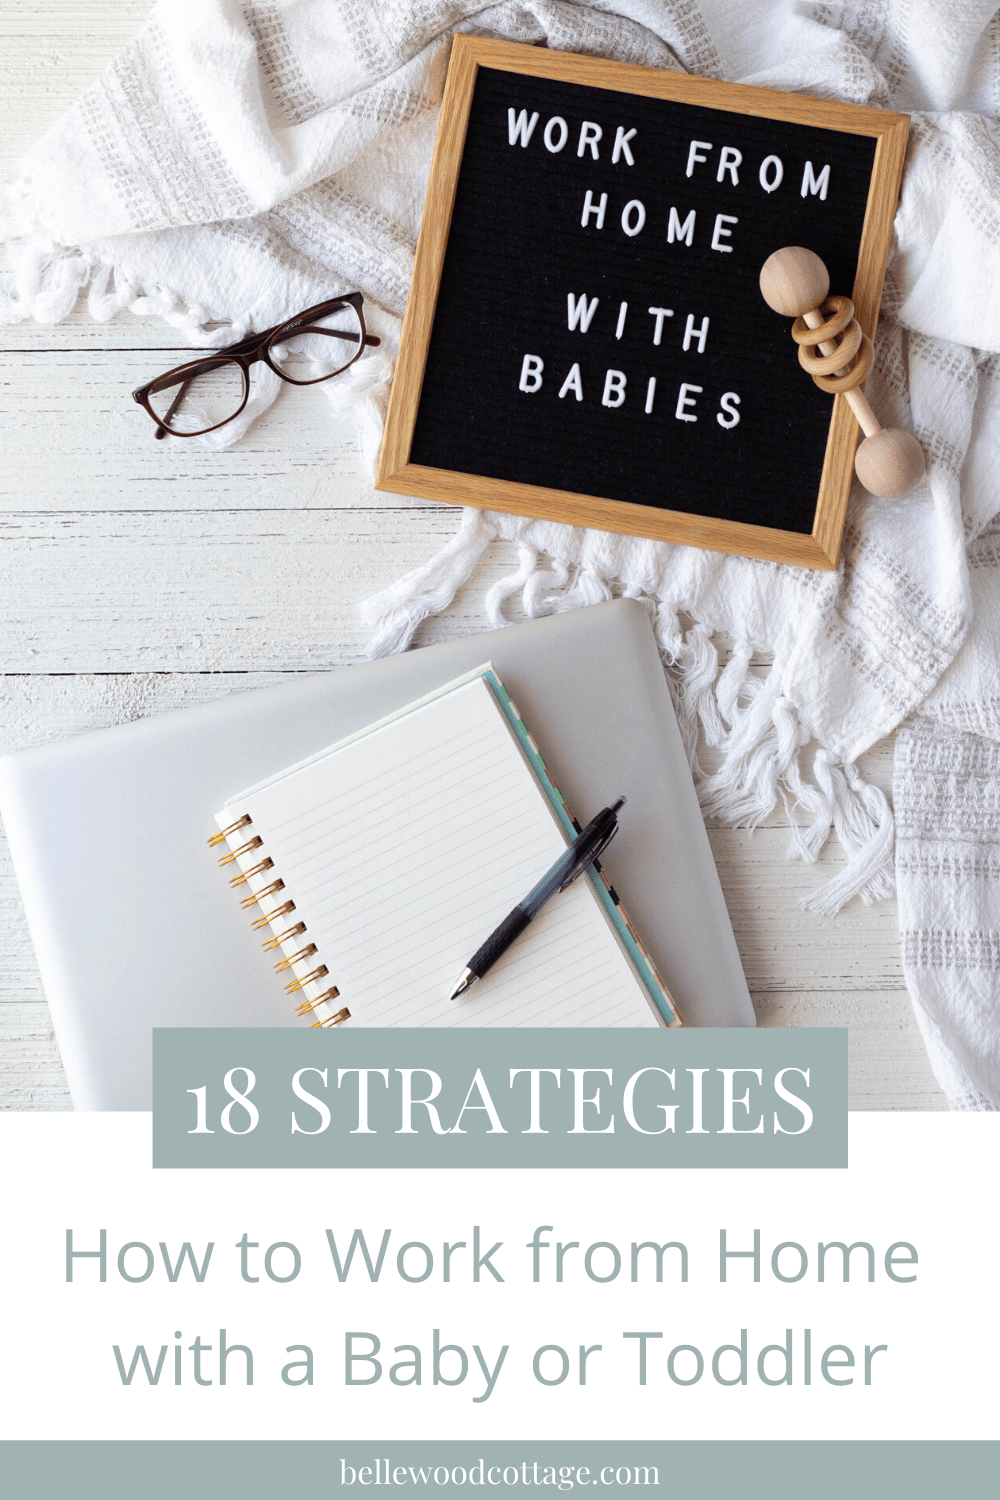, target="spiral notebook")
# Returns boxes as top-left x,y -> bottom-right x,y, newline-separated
212,664 -> 679,1030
